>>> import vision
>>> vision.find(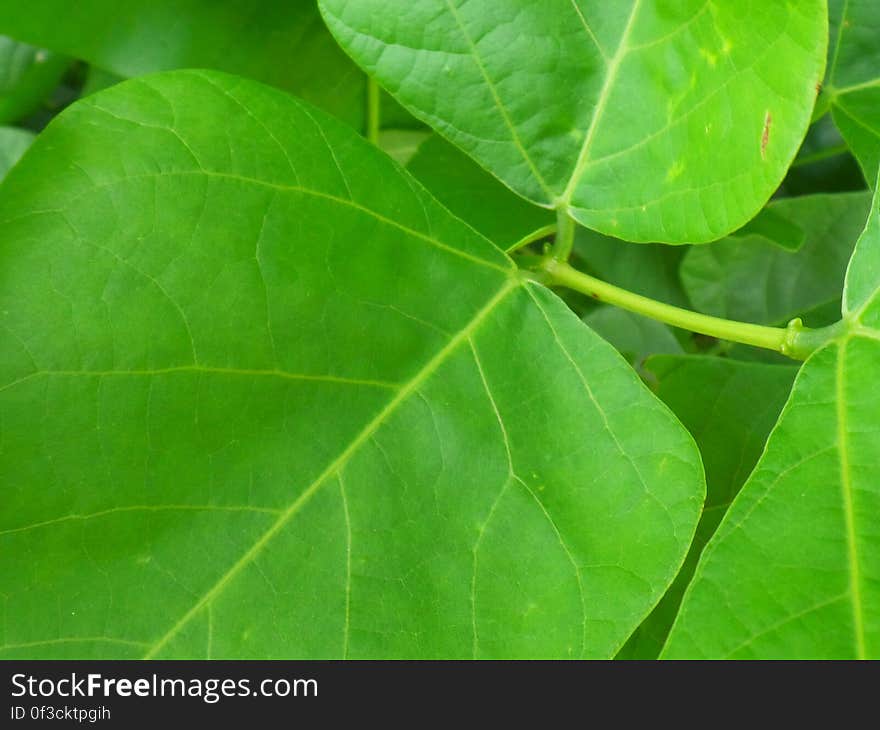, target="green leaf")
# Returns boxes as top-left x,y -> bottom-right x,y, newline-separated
0,70 -> 704,659
730,207 -> 805,252
80,66 -> 124,98
0,2 -> 366,128
320,0 -> 827,242
583,308 -> 682,366
844,169 -> 880,312
827,0 -> 880,184
682,192 -> 872,326
780,114 -> 865,196
648,357 -> 800,514
407,135 -> 553,250
663,181 -> 880,659
574,228 -> 691,308
0,35 -> 69,123
618,356 -> 797,658
0,126 -> 33,179
403,131 -> 690,320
